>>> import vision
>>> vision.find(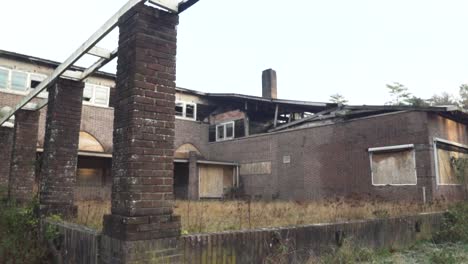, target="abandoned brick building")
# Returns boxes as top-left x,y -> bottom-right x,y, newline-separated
0,49 -> 467,203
